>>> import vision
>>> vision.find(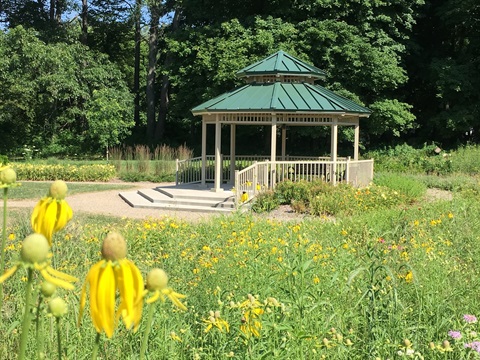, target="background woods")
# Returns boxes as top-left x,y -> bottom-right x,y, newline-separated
0,0 -> 479,157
